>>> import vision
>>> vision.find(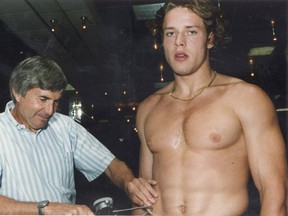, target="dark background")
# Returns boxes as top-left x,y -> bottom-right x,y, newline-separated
0,0 -> 287,215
